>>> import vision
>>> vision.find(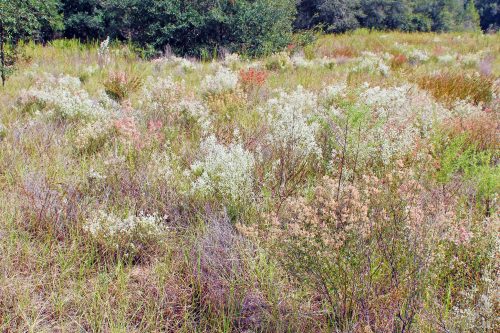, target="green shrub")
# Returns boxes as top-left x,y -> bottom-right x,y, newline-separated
100,0 -> 296,57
